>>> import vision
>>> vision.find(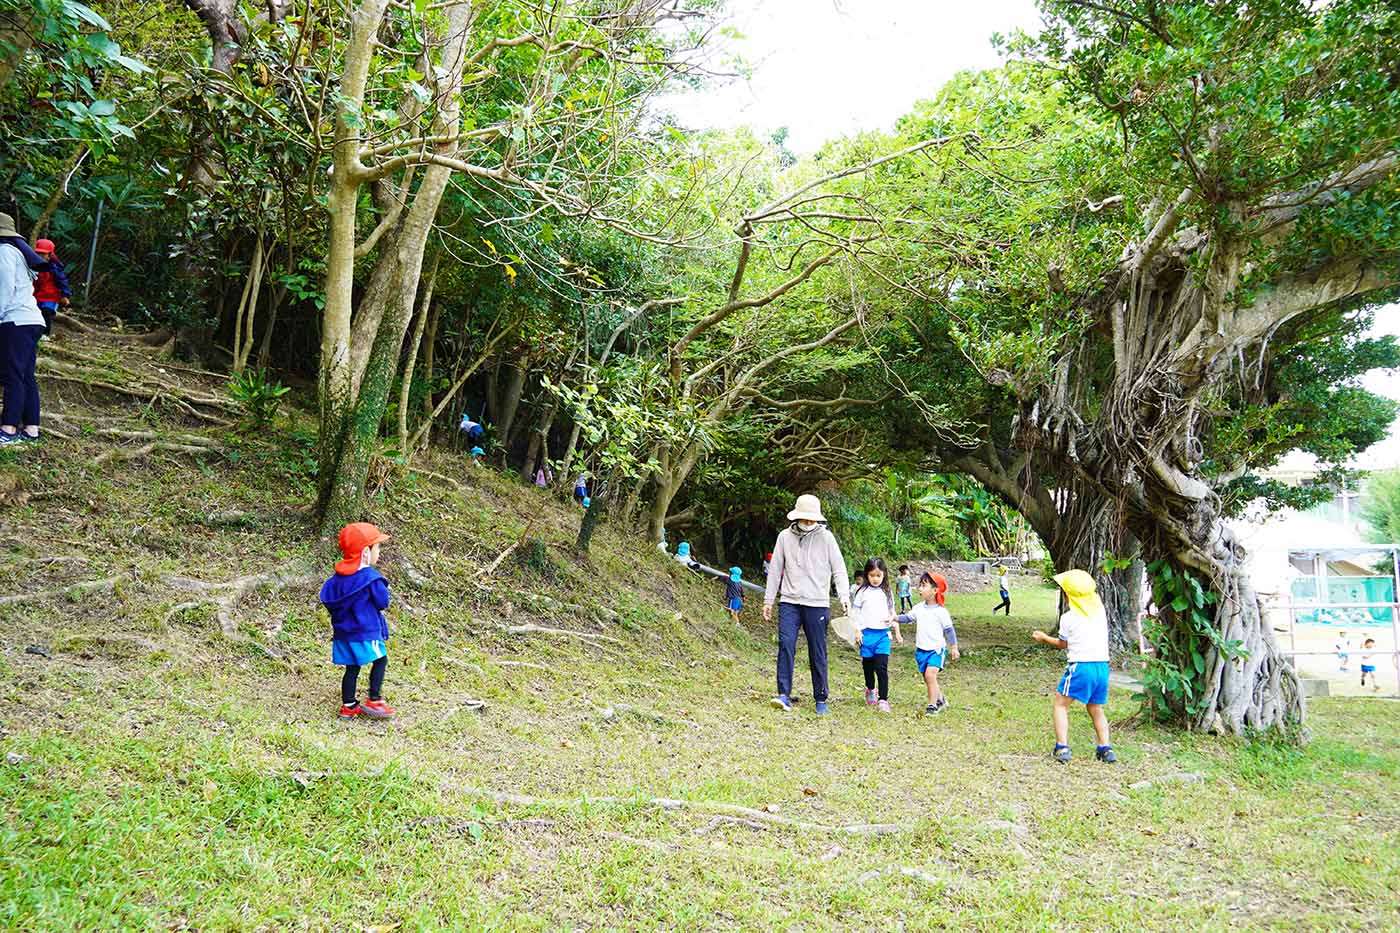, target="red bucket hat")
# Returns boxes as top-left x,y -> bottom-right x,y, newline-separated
929,572 -> 948,606
336,522 -> 389,575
